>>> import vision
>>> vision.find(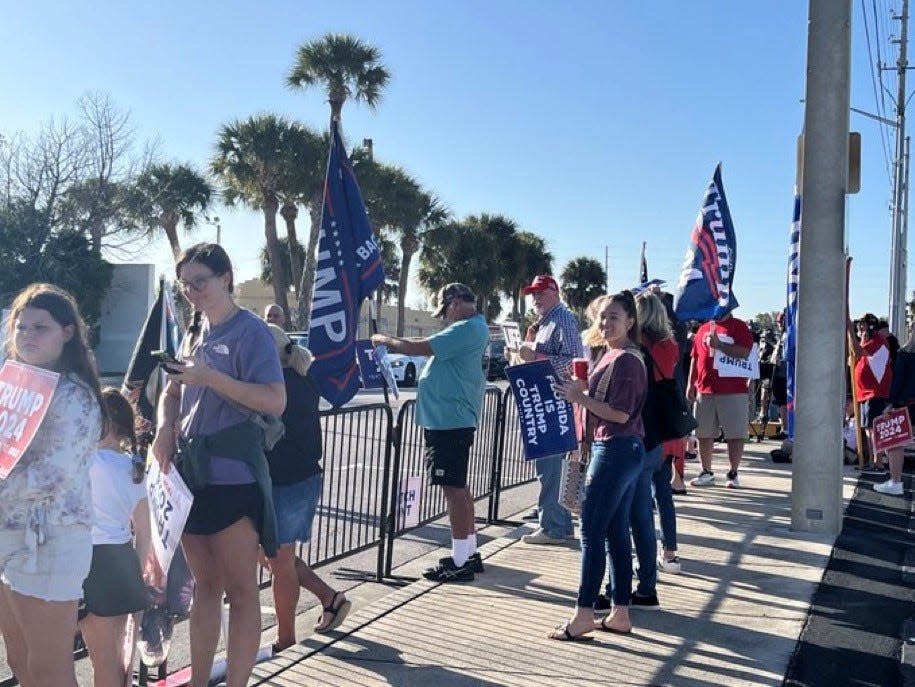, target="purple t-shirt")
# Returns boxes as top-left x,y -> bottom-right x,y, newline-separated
589,347 -> 647,441
179,309 -> 284,484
